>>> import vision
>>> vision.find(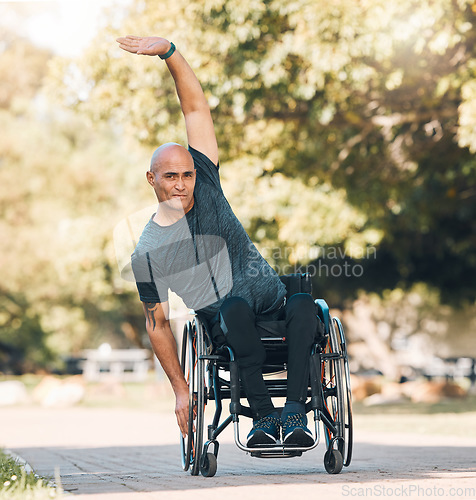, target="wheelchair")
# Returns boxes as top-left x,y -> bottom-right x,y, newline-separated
179,273 -> 353,477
